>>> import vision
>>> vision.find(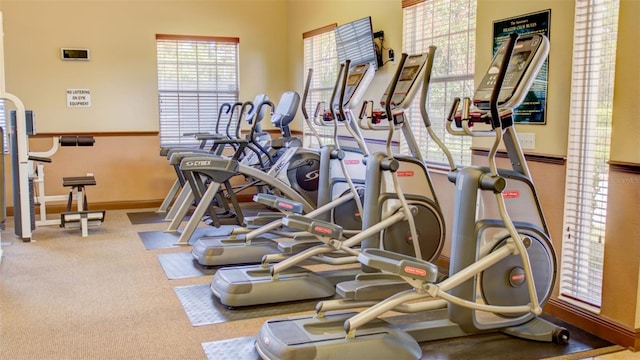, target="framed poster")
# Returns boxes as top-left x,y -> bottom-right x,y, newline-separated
493,9 -> 550,124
